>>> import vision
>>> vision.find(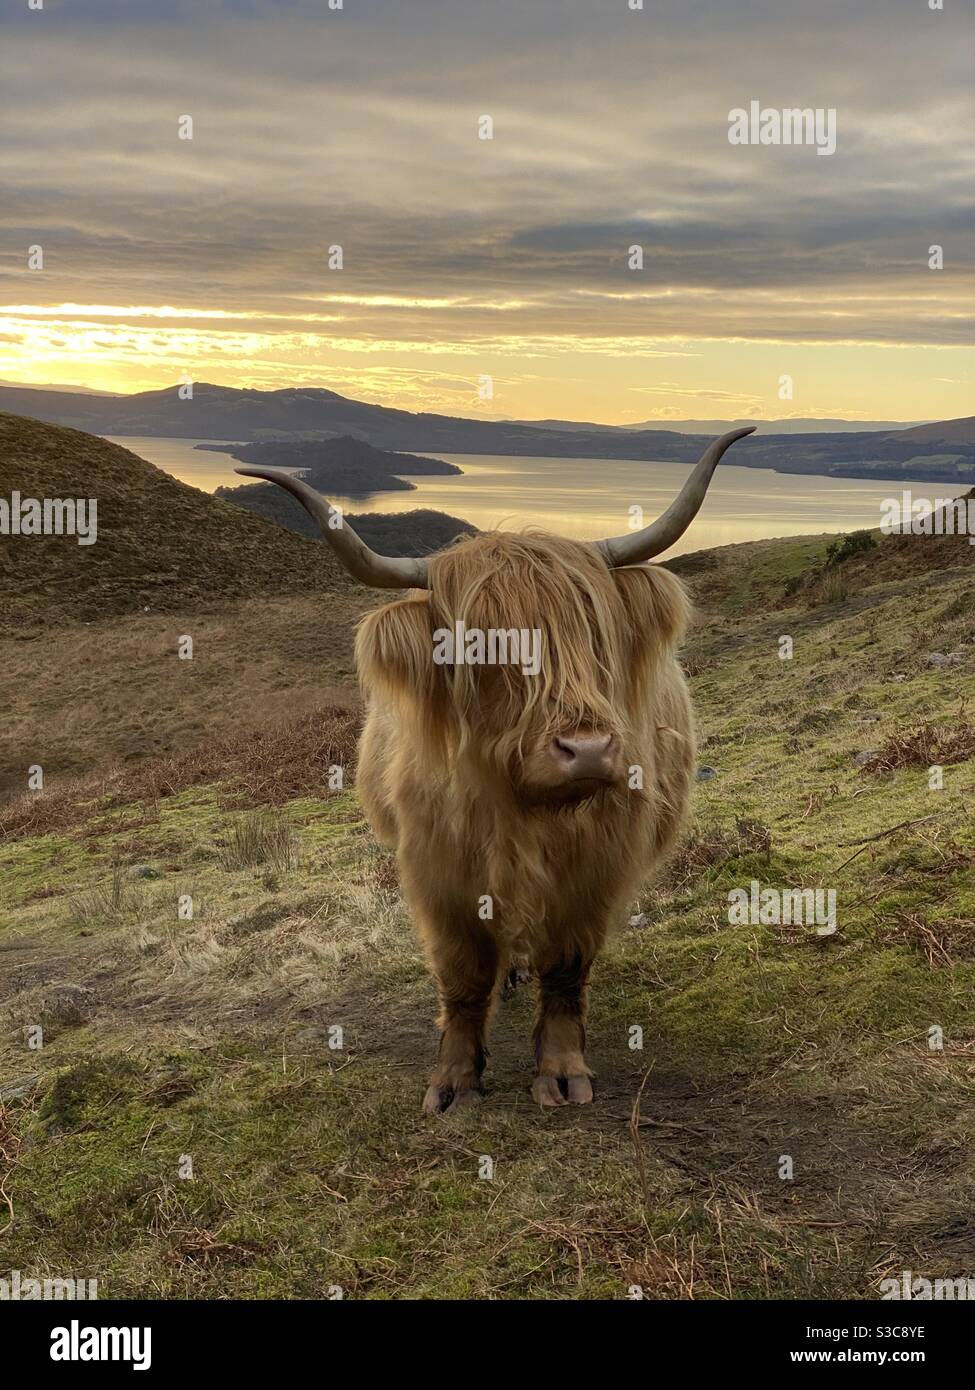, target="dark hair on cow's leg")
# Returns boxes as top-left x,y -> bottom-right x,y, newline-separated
420,916 -> 501,1115
531,950 -> 596,1108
